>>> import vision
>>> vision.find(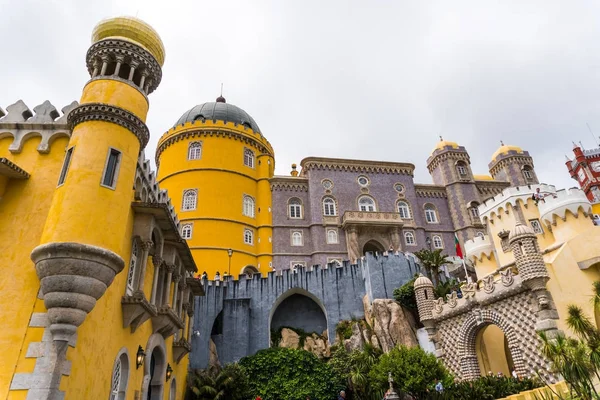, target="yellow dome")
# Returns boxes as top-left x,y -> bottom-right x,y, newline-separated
92,16 -> 165,66
432,139 -> 459,154
491,144 -> 523,162
473,174 -> 494,181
